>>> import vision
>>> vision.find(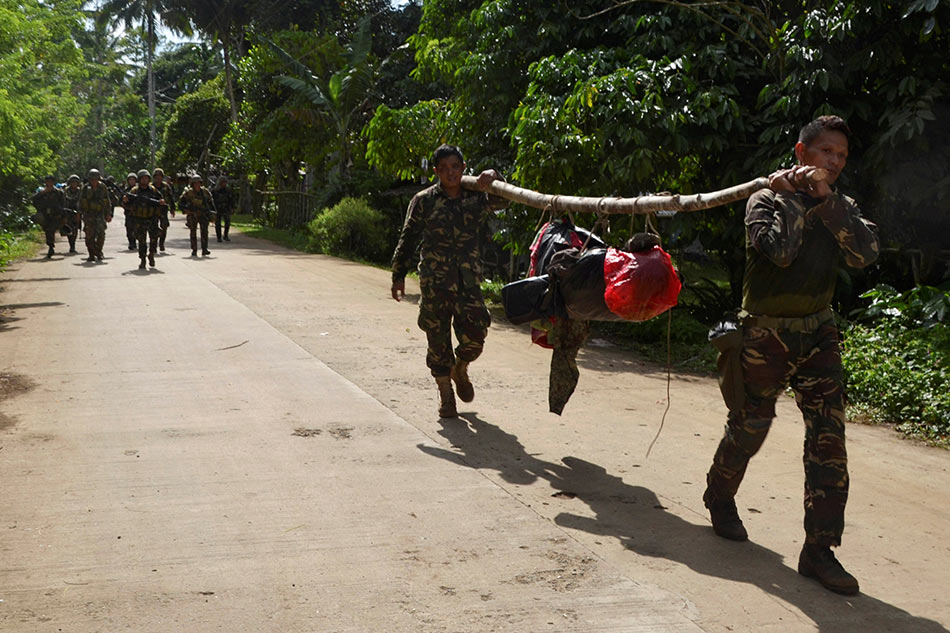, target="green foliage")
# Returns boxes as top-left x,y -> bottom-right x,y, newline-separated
159,74 -> 231,175
306,197 -> 388,262
843,285 -> 950,443
0,228 -> 43,272
0,0 -> 86,215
